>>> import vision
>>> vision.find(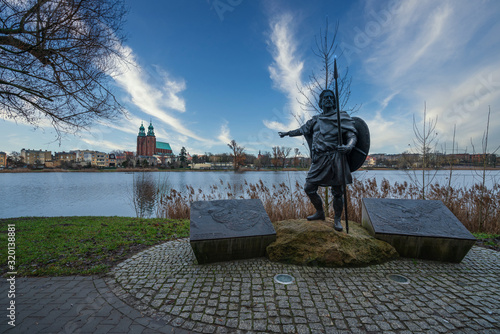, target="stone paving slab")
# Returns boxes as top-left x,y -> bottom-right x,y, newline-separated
0,276 -> 185,334
105,239 -> 500,333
